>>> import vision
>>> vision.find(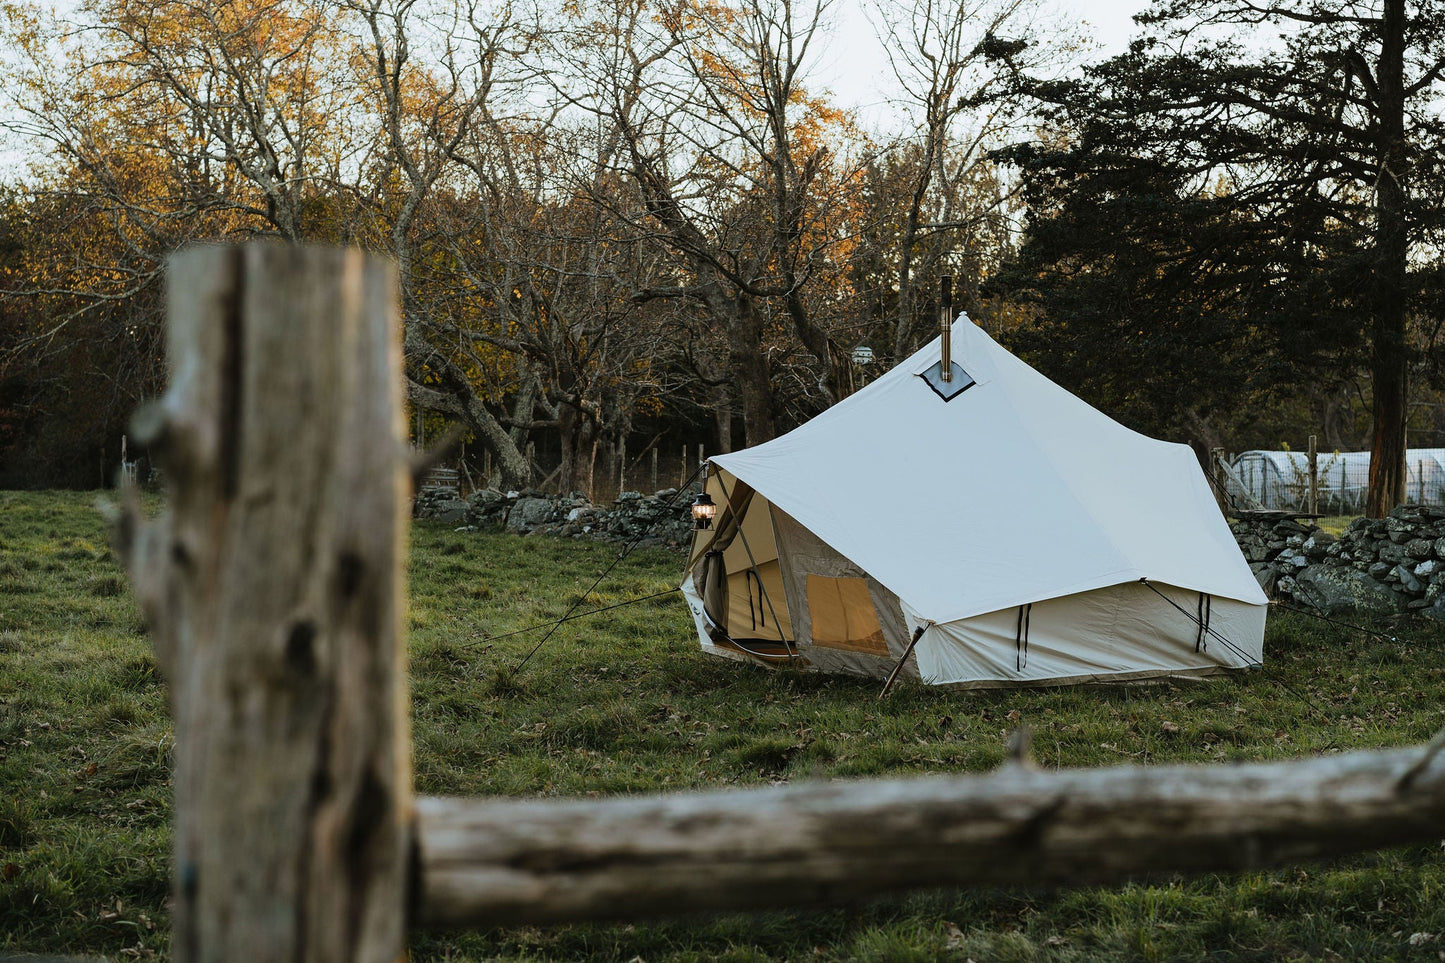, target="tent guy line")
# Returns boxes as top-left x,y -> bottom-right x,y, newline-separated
1141,578 -> 1342,733
1270,598 -> 1401,645
509,462 -> 705,675
1138,579 -> 1257,668
465,587 -> 683,648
